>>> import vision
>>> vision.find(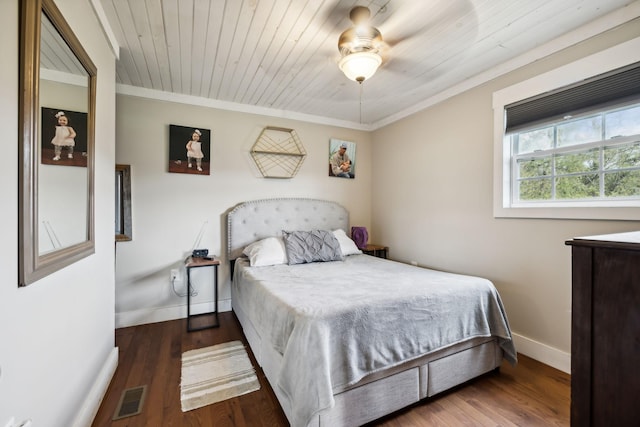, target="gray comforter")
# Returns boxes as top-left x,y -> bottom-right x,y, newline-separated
233,255 -> 516,427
